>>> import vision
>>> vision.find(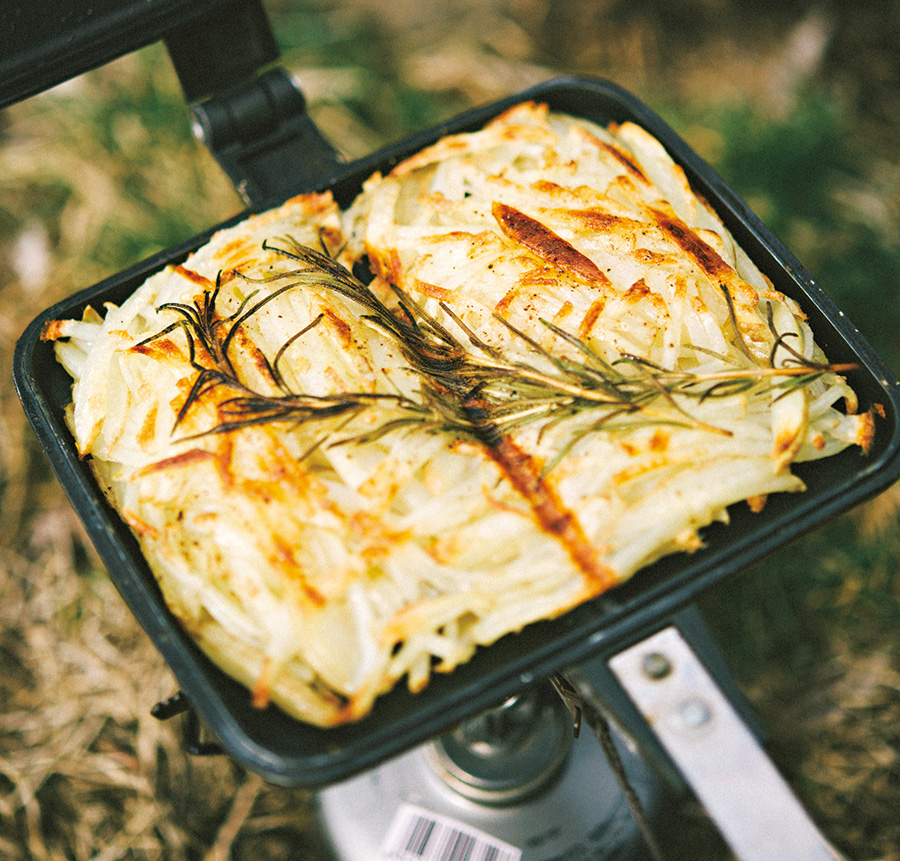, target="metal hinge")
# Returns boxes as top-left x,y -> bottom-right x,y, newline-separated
163,0 -> 342,207
189,67 -> 342,207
